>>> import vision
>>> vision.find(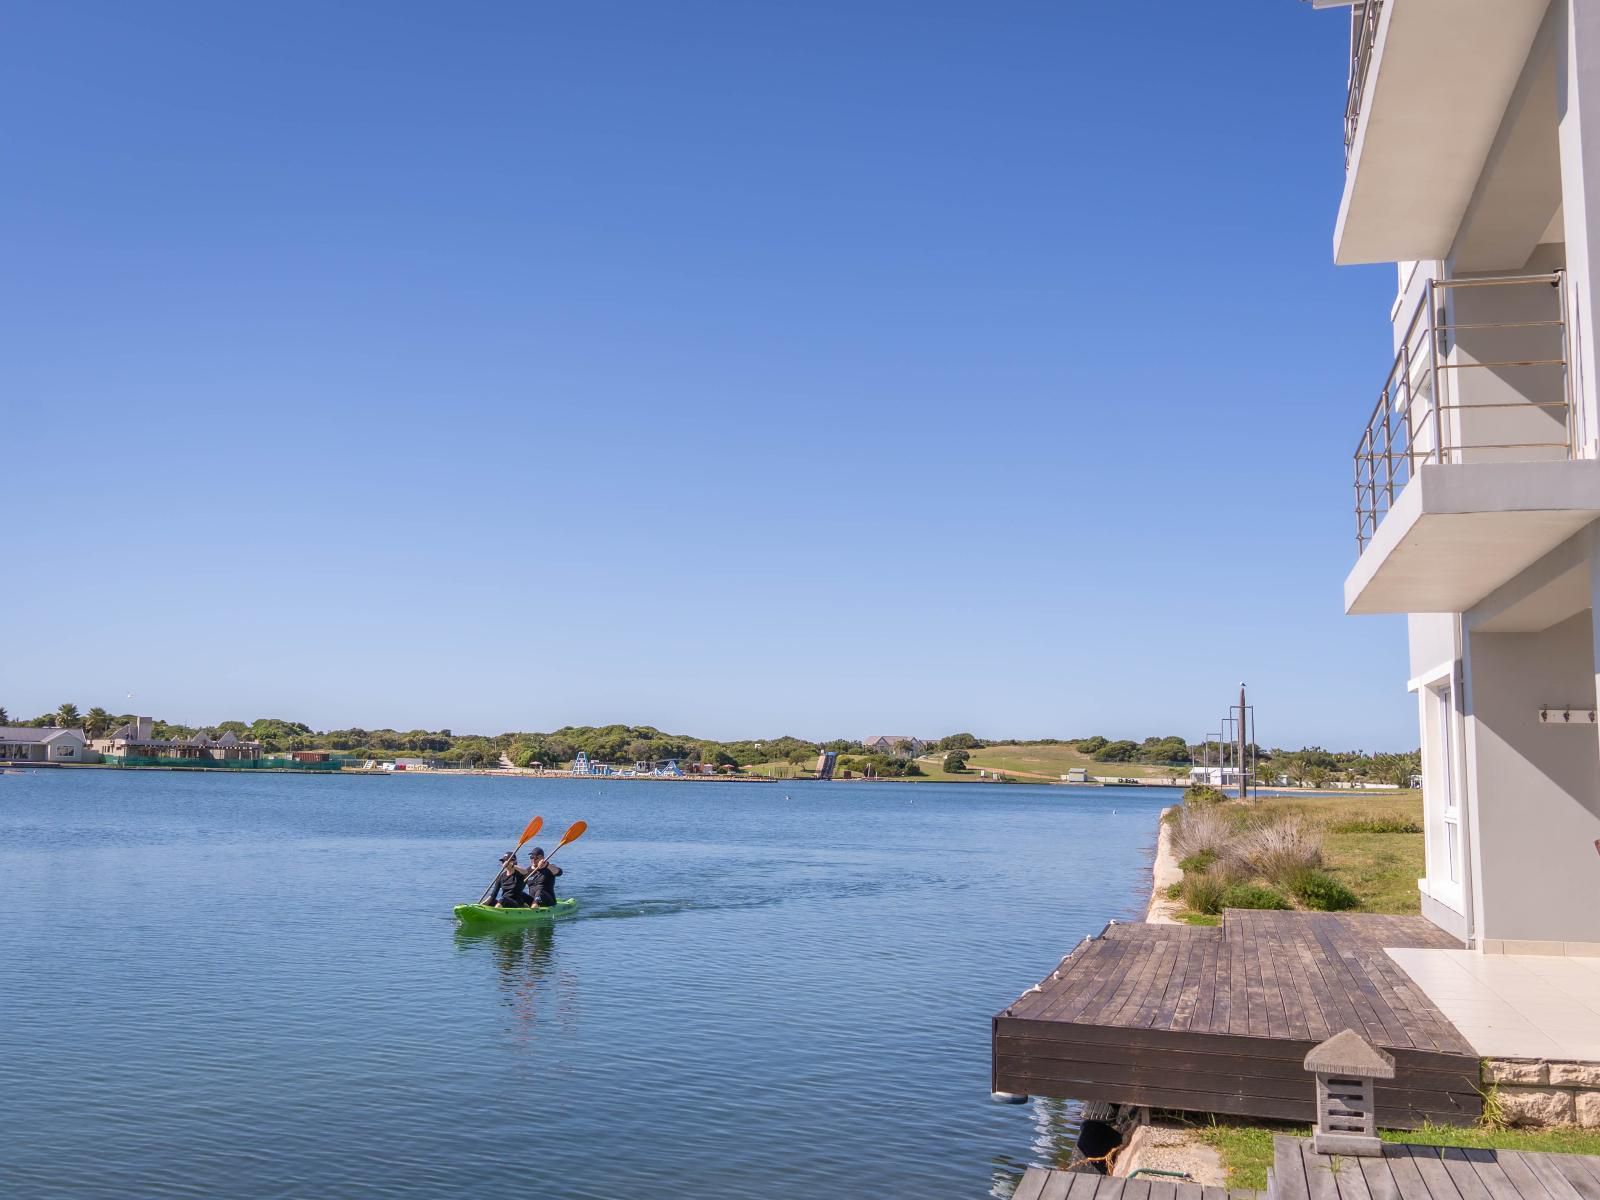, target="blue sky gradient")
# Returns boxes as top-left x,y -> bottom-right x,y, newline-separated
1,1 -> 1406,747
